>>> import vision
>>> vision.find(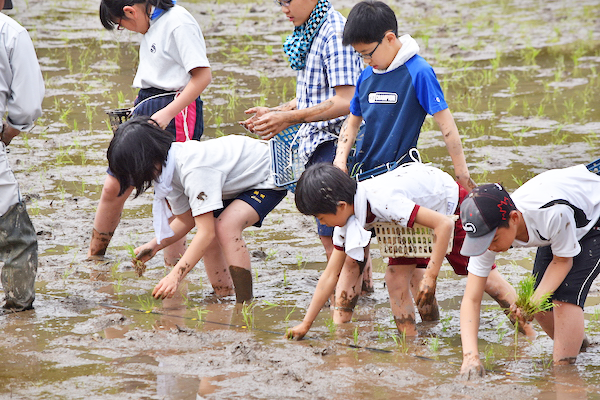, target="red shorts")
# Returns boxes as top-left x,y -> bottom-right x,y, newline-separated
388,183 -> 496,275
